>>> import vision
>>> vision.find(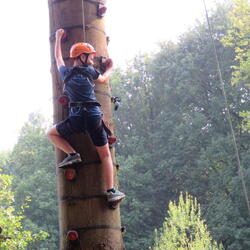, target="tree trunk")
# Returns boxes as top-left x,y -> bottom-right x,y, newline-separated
47,0 -> 124,249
